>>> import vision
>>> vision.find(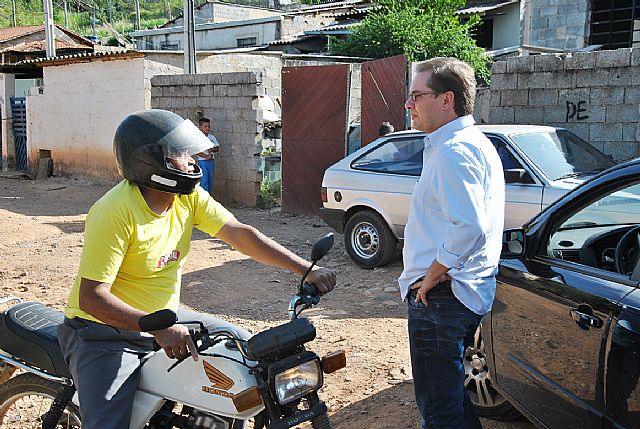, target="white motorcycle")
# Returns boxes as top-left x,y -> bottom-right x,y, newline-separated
0,233 -> 345,429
